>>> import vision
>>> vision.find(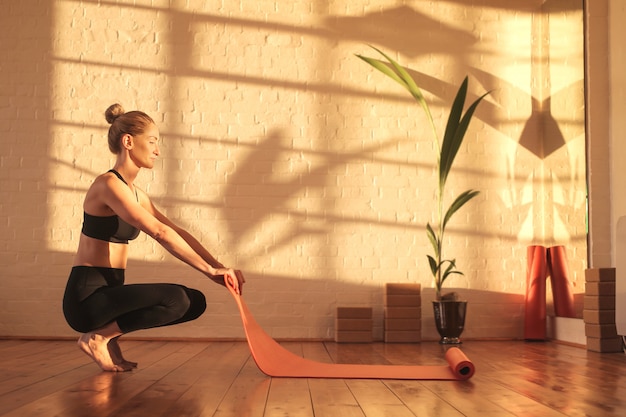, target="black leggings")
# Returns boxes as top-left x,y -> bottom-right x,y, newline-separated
63,266 -> 206,334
